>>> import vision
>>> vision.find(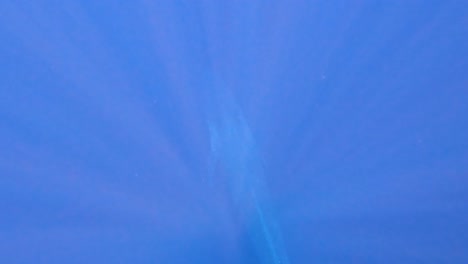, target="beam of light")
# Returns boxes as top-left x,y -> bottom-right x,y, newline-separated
207,89 -> 290,264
